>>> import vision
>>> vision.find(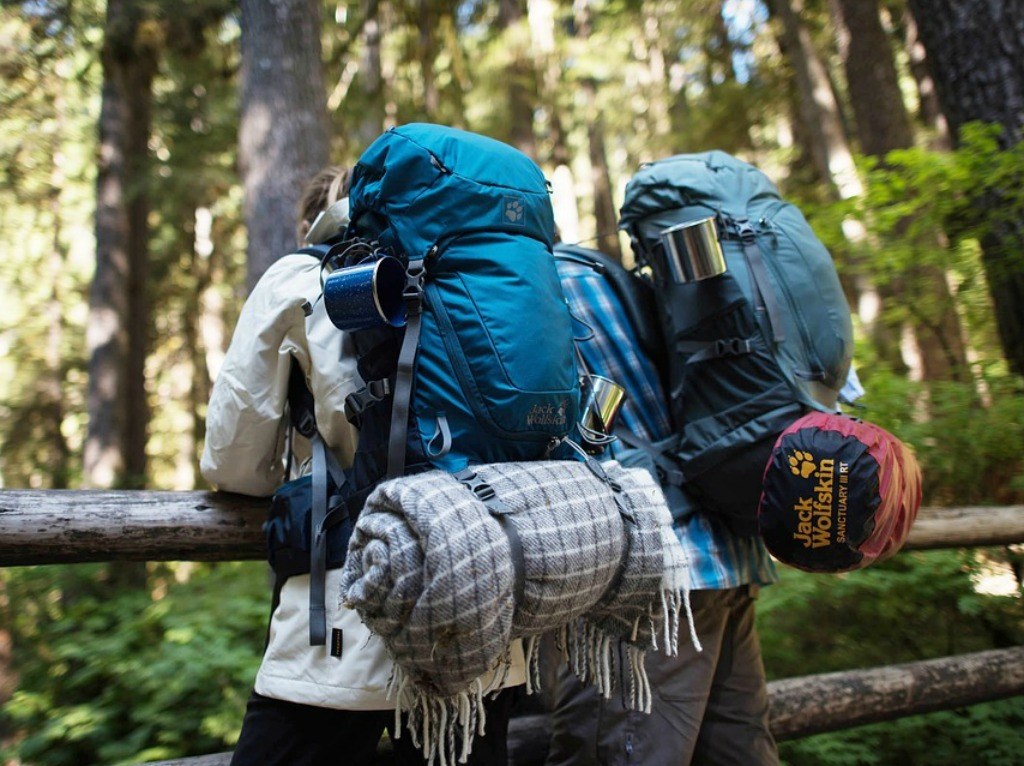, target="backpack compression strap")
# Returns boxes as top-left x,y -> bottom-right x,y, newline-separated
731,218 -> 785,345
386,259 -> 427,479
308,432 -> 348,645
284,353 -> 349,646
